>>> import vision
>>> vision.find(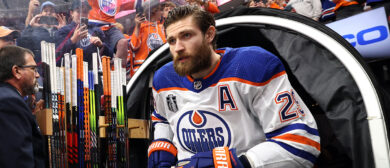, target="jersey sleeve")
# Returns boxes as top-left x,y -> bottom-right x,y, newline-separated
246,55 -> 320,168
152,88 -> 174,141
130,31 -> 142,52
